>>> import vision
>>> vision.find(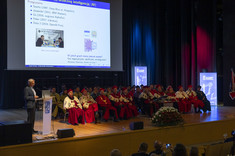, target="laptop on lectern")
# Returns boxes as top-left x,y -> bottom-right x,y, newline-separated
42,90 -> 50,99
